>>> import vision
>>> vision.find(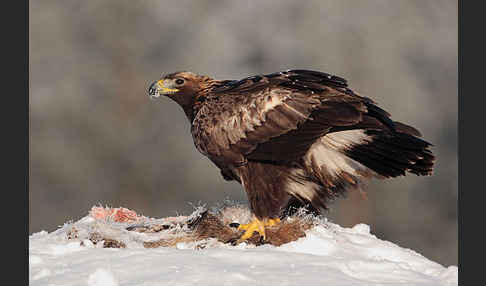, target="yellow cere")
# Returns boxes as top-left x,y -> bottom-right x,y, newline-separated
157,80 -> 179,94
